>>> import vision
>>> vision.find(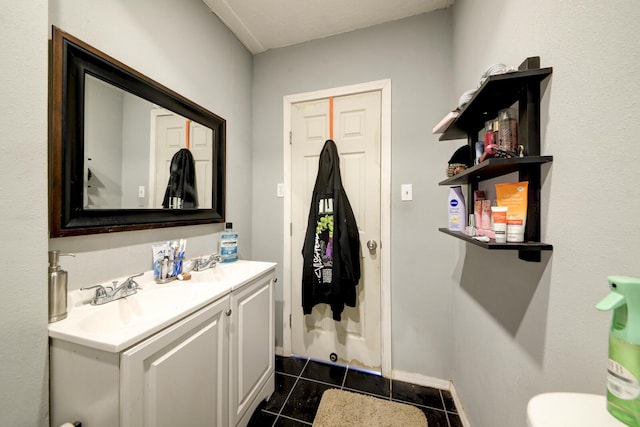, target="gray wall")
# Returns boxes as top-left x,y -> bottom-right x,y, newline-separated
0,1 -> 253,425
450,0 -> 640,425
85,77 -> 124,208
121,93 -> 153,208
48,0 -> 255,292
5,1 -> 637,425
0,2 -> 49,426
251,11 -> 458,378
